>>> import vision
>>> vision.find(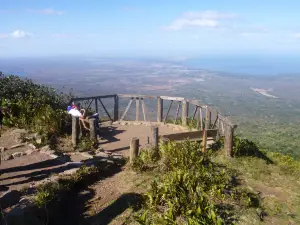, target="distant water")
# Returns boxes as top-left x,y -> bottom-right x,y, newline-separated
184,55 -> 300,76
